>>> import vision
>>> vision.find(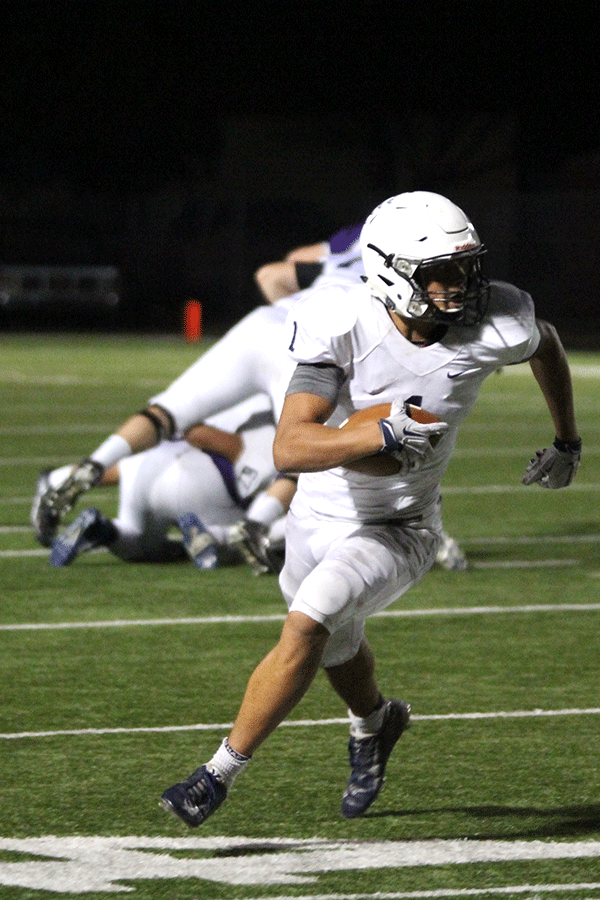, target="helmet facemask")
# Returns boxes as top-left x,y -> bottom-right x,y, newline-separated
369,243 -> 490,327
